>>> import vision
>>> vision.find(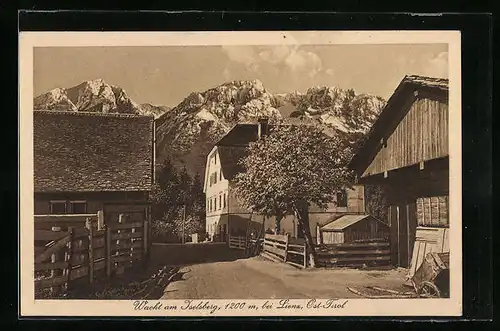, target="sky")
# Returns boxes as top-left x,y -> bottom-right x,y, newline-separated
33,44 -> 448,107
